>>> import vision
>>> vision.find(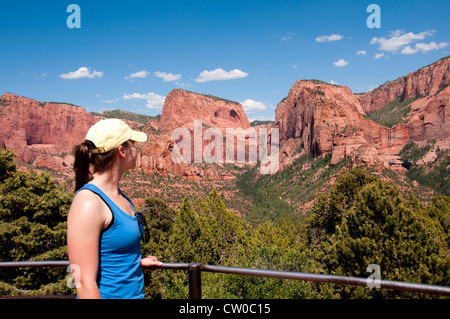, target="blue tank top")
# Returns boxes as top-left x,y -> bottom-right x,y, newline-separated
76,183 -> 144,299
